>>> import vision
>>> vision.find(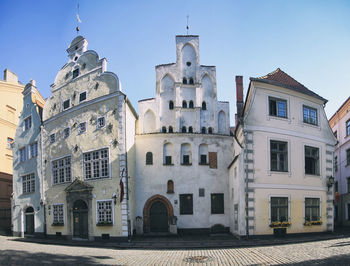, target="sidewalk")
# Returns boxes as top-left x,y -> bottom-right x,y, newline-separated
9,230 -> 350,250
